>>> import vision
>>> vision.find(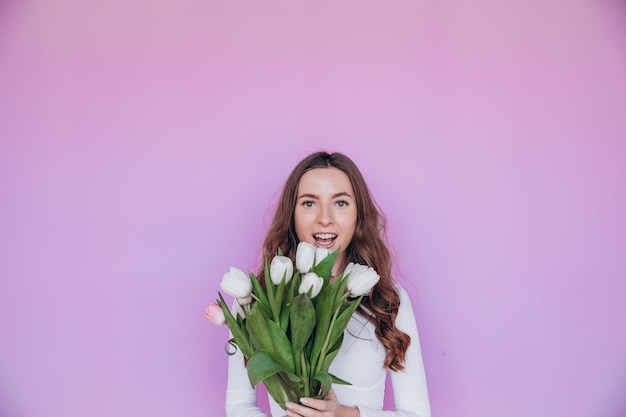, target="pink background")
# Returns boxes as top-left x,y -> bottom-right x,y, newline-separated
1,1 -> 625,417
